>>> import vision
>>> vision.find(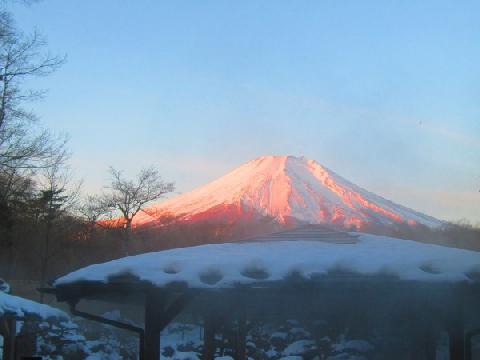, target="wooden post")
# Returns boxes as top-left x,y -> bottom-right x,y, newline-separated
139,331 -> 145,360
1,316 -> 16,360
142,290 -> 190,360
234,310 -> 247,360
144,291 -> 164,360
203,315 -> 216,360
465,329 -> 480,360
0,318 -> 6,359
423,329 -> 436,360
448,301 -> 465,360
